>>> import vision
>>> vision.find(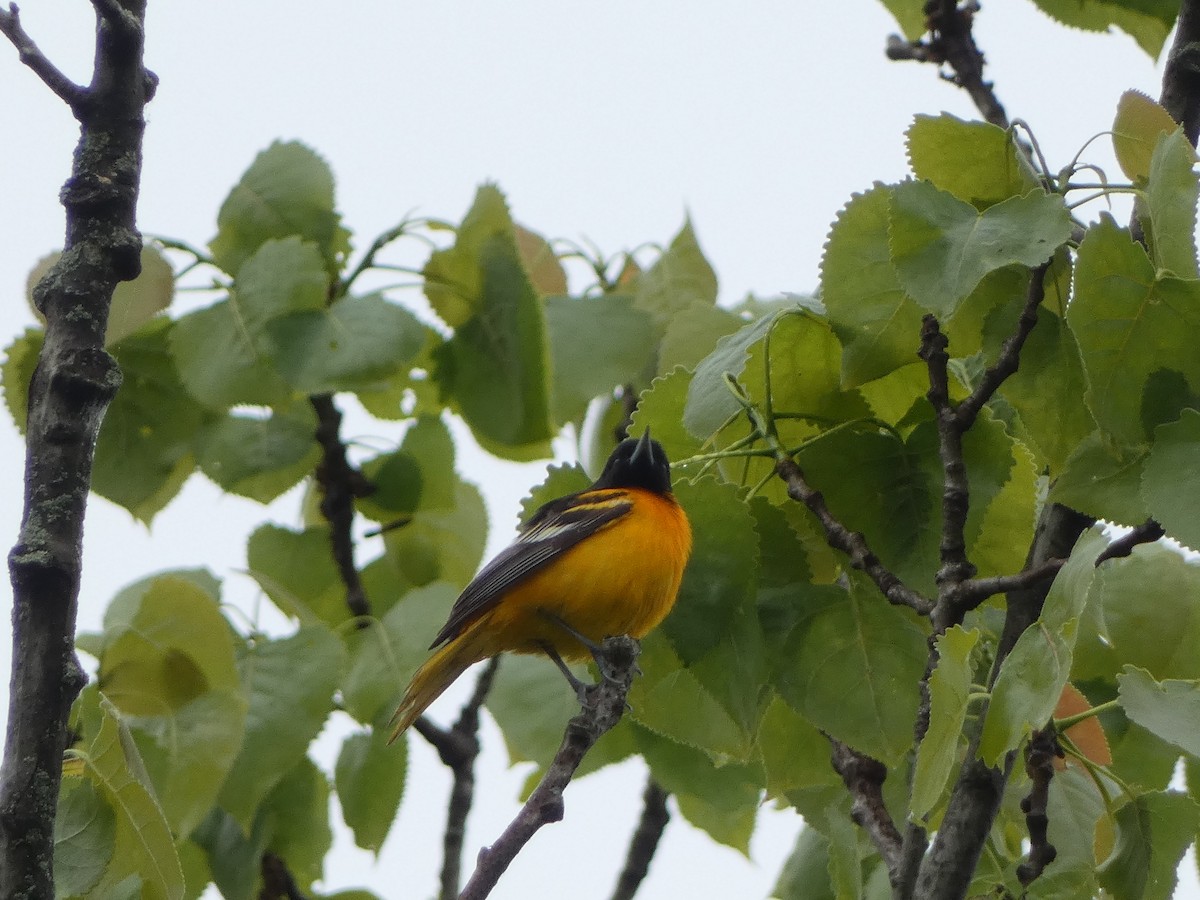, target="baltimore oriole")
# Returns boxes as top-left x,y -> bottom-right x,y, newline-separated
389,429 -> 692,739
